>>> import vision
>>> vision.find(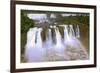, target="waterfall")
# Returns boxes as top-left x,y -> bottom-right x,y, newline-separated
35,28 -> 43,48
24,24 -> 88,62
63,25 -> 80,48
54,27 -> 66,58
64,25 -> 70,45
75,25 -> 80,38
69,25 -> 75,37
46,29 -> 52,45
25,27 -> 45,62
26,27 -> 37,48
45,28 -> 54,51
55,27 -> 63,48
